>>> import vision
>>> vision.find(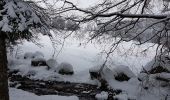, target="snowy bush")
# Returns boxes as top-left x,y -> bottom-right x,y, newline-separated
46,58 -> 58,70
57,62 -> 74,75
95,91 -> 108,100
